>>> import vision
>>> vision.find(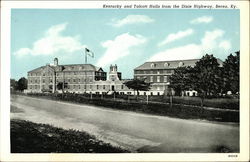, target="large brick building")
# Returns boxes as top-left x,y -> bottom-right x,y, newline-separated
134,59 -> 223,96
27,58 -> 132,94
